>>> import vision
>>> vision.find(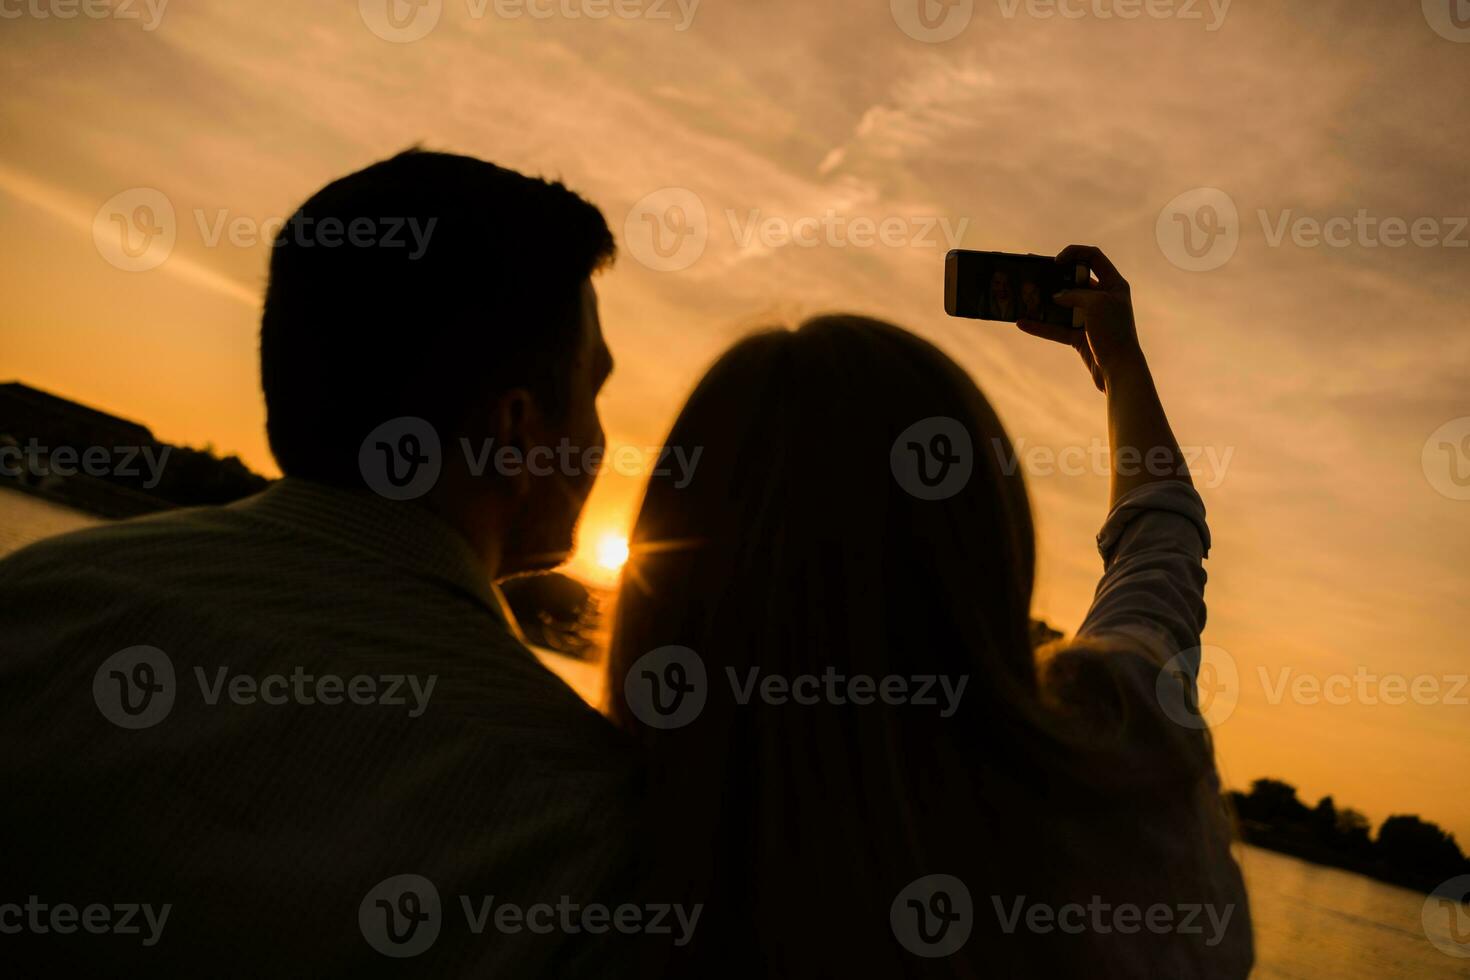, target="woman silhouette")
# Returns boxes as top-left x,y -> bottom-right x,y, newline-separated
607,246 -> 1251,977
